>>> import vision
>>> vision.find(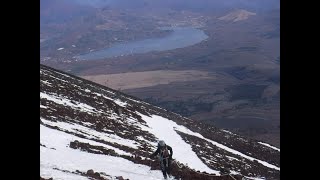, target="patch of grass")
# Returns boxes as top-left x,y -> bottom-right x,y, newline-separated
226,84 -> 267,101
